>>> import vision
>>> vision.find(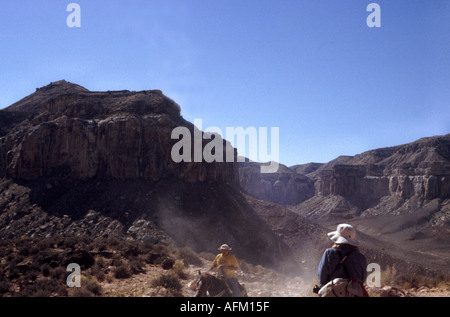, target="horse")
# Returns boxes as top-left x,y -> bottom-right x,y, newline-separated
194,271 -> 247,297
